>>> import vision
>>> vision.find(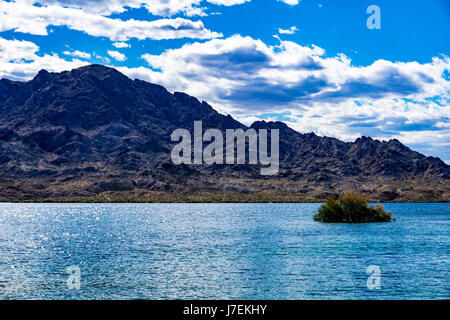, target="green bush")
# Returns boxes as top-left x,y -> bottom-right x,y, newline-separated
313,192 -> 394,223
